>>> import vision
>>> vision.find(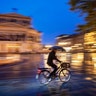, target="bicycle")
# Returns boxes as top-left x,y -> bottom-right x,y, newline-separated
36,62 -> 71,84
